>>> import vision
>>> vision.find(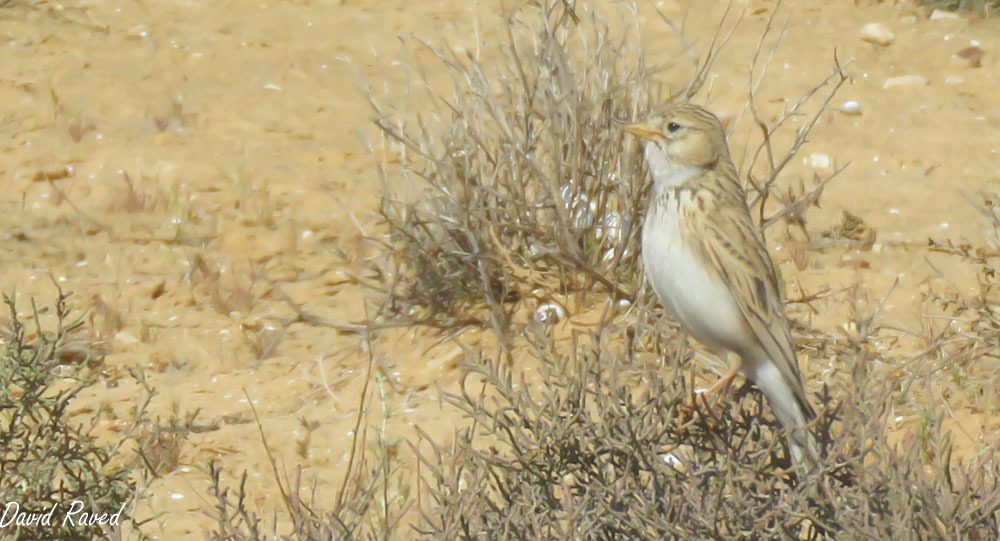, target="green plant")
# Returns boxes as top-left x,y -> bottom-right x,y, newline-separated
0,288 -> 139,540
916,0 -> 1000,14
